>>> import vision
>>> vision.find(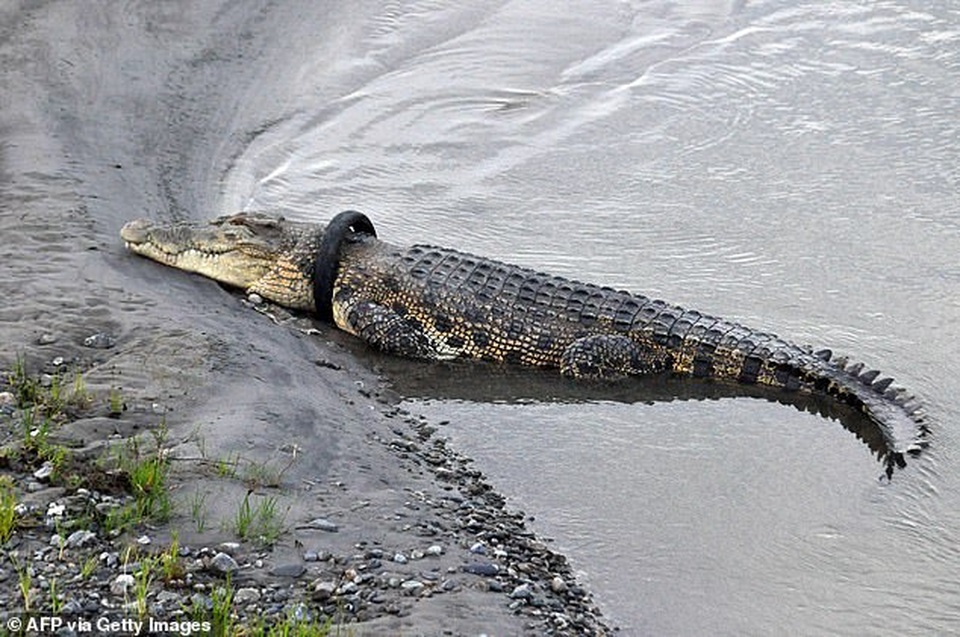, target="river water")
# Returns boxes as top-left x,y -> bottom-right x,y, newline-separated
217,2 -> 960,634
9,0 -> 957,634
